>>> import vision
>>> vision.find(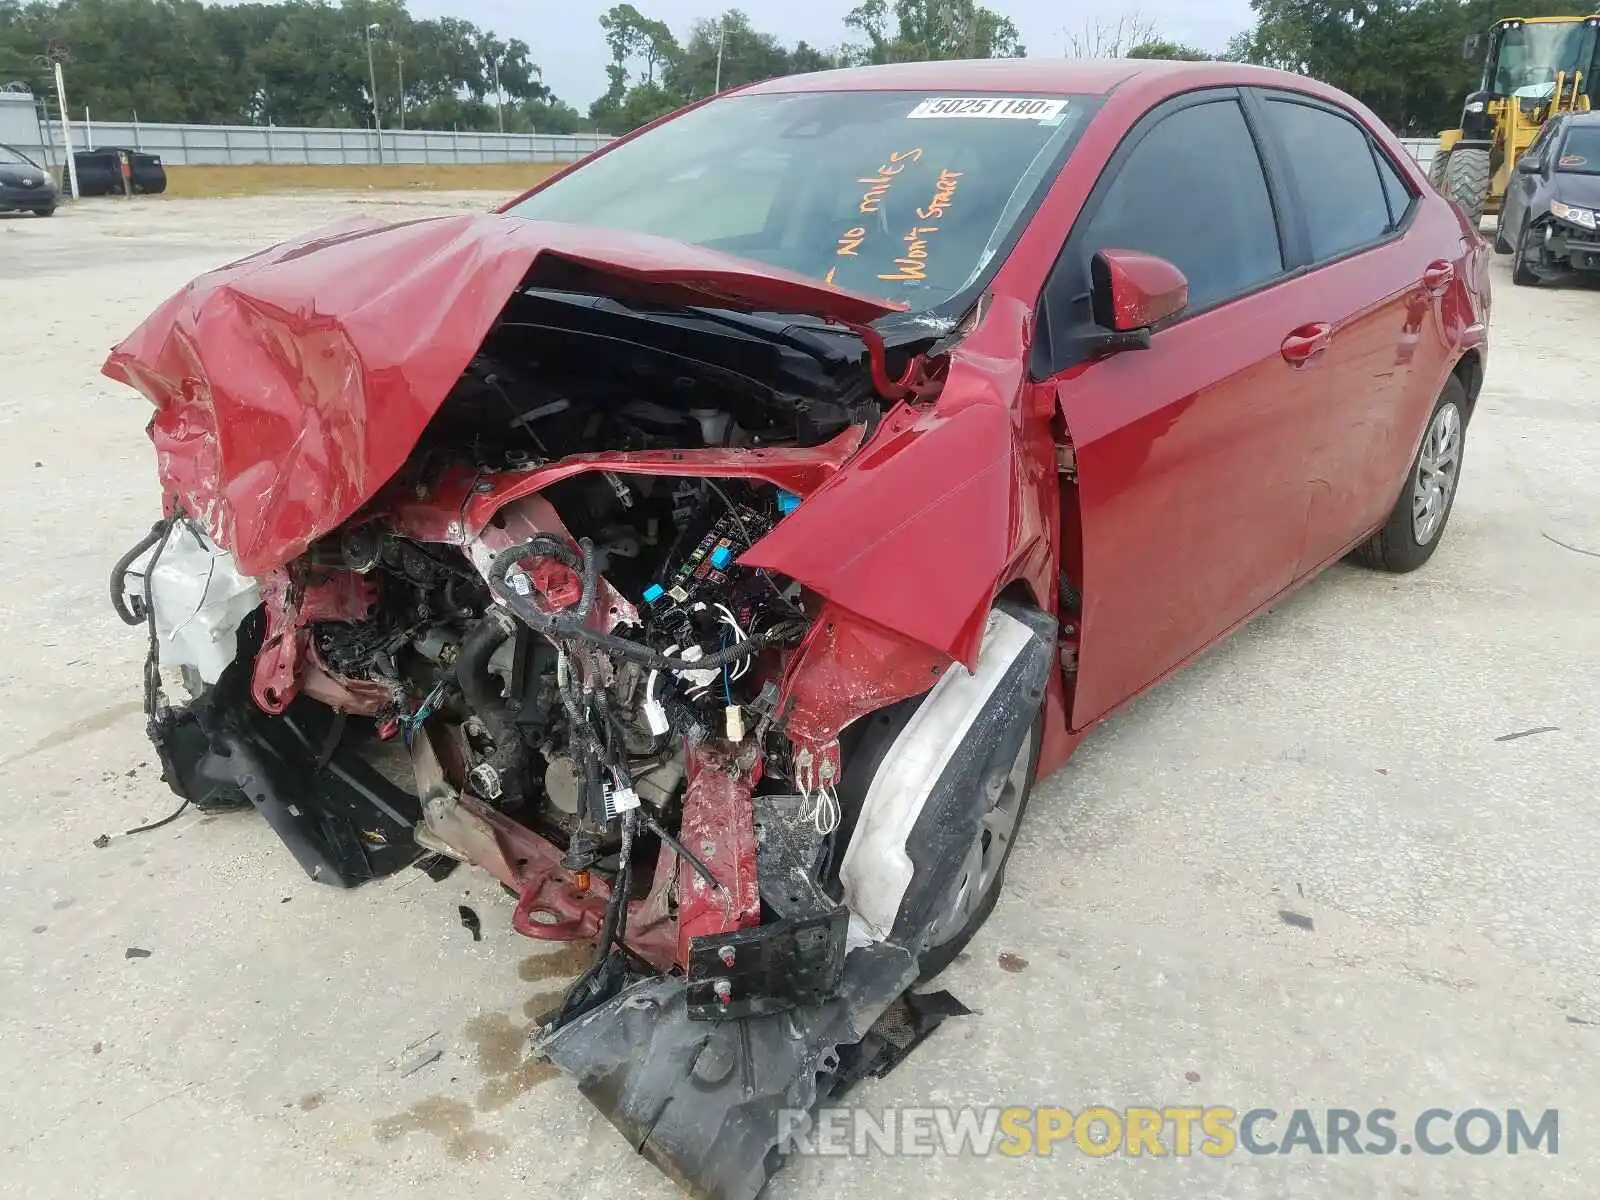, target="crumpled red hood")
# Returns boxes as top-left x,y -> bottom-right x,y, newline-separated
104,212 -> 897,576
